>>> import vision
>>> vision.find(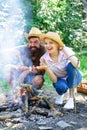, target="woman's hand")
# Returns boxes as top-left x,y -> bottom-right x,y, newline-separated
40,58 -> 57,83
62,46 -> 80,68
40,58 -> 48,69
